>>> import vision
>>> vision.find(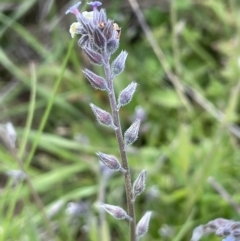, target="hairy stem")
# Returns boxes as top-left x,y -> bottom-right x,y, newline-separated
103,56 -> 136,241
